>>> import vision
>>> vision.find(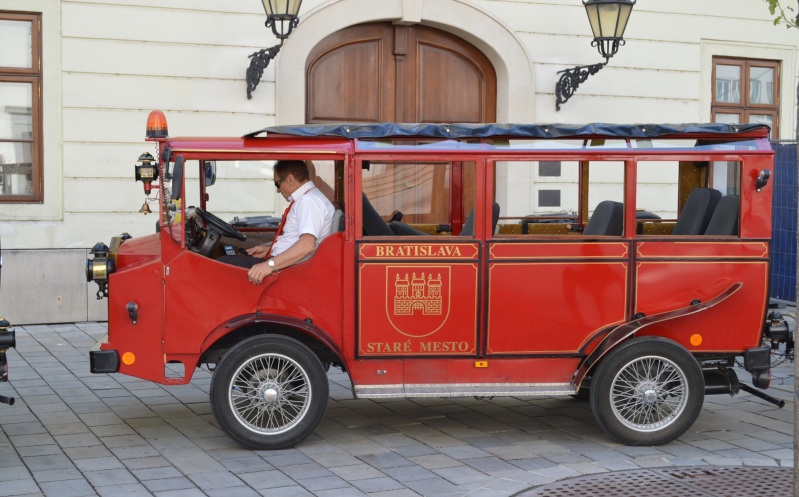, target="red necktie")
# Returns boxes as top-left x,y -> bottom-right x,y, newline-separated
265,200 -> 294,259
